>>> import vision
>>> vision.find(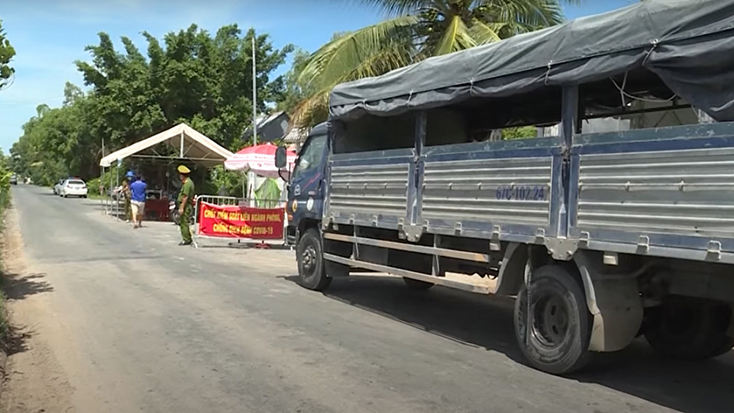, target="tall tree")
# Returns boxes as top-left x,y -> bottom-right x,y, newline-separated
275,47 -> 315,115
11,24 -> 293,188
291,0 -> 580,127
63,82 -> 85,106
0,19 -> 16,91
75,25 -> 292,151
